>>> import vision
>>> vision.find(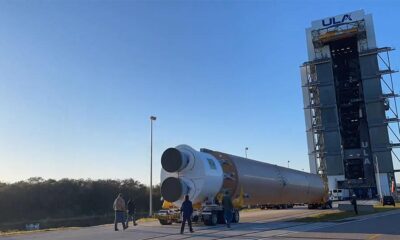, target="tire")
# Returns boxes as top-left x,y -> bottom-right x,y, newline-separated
232,210 -> 240,223
217,211 -> 225,224
203,219 -> 211,226
204,212 -> 218,226
159,219 -> 172,225
210,213 -> 218,226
